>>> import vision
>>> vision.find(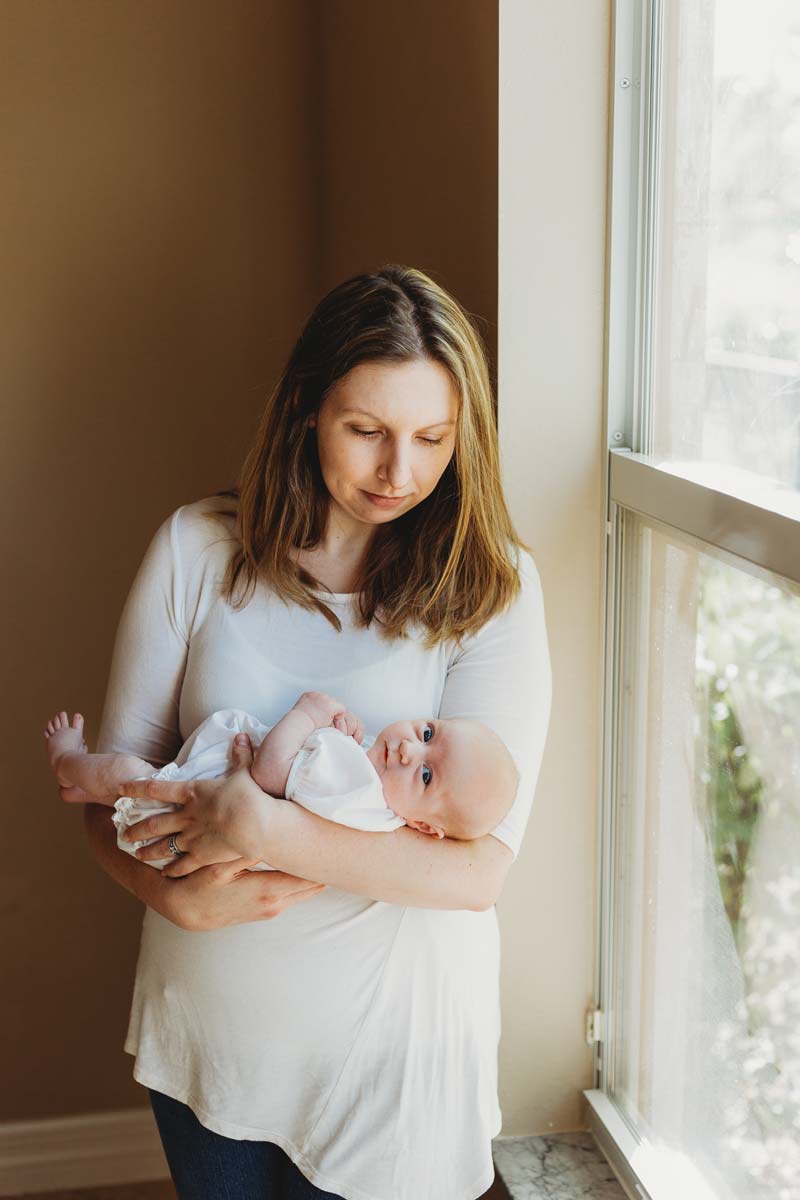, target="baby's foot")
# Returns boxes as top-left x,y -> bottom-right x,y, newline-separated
44,711 -> 88,785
